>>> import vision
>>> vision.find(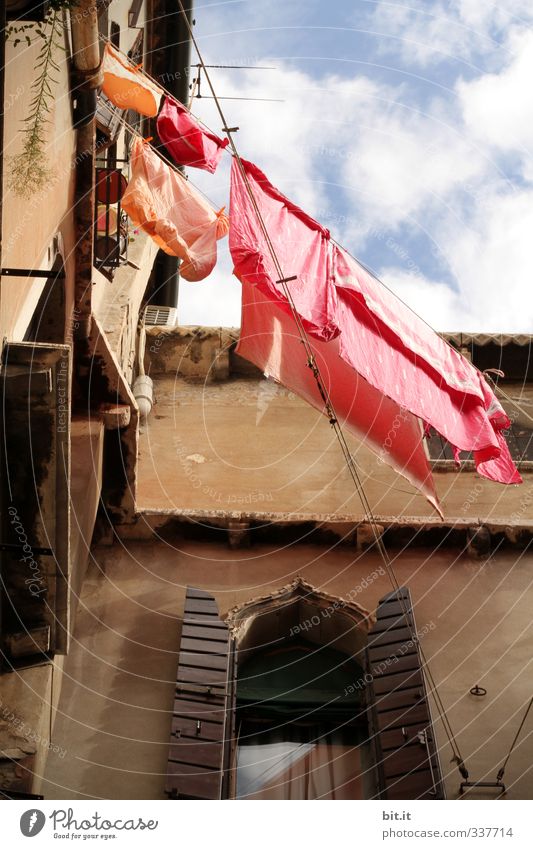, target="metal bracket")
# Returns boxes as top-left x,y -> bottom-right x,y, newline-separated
460,780 -> 506,796
1,268 -> 65,279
